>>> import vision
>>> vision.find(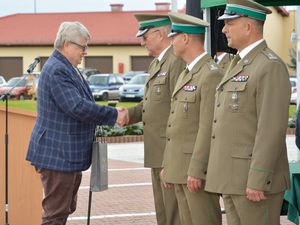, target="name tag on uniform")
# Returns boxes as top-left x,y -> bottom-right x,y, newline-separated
231,76 -> 249,82
183,85 -> 197,92
157,72 -> 167,77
